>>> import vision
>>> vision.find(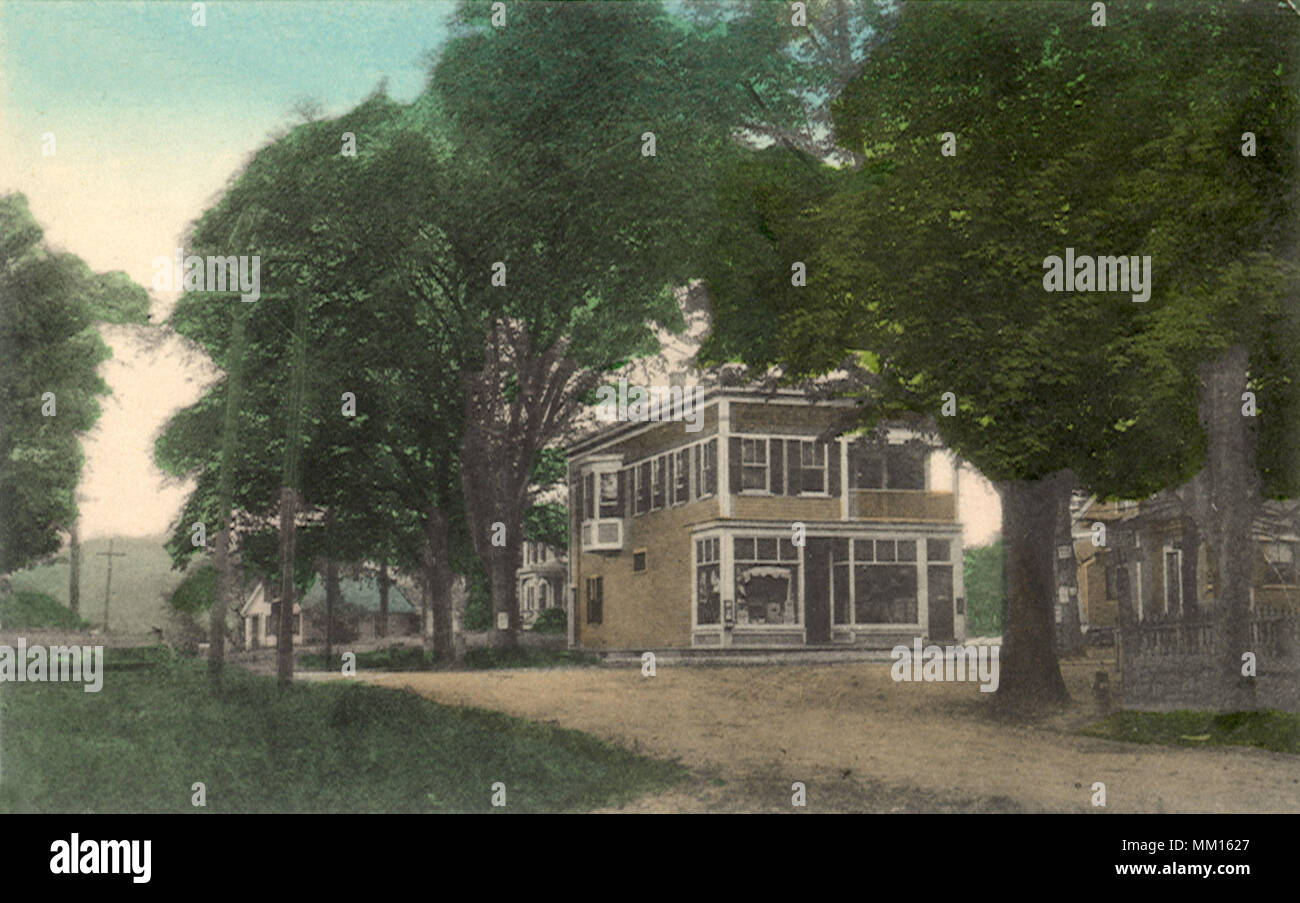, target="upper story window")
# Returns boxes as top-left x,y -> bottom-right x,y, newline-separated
800,441 -> 827,494
849,442 -> 926,490
636,461 -> 651,515
741,438 -> 768,492
651,456 -> 667,510
674,448 -> 690,504
693,439 -> 717,498
1263,540 -> 1298,585
598,471 -> 621,518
